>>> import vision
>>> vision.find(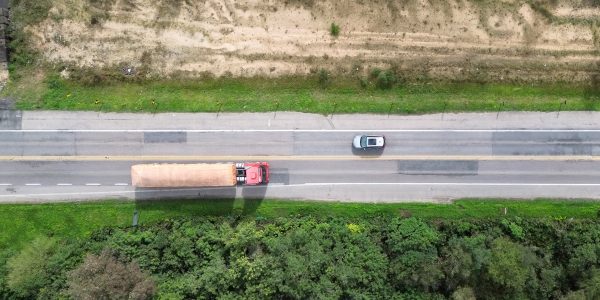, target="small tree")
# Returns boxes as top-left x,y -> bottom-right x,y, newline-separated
487,238 -> 537,297
330,23 -> 340,37
67,249 -> 155,300
6,236 -> 56,298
